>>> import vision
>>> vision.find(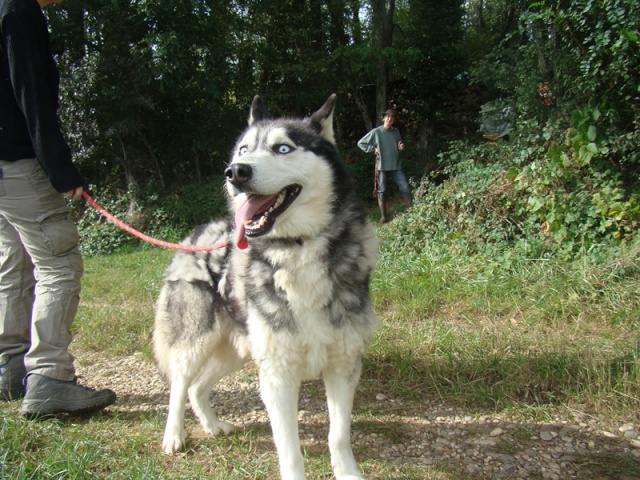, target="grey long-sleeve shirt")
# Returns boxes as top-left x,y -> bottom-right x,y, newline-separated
0,0 -> 83,192
357,125 -> 403,171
